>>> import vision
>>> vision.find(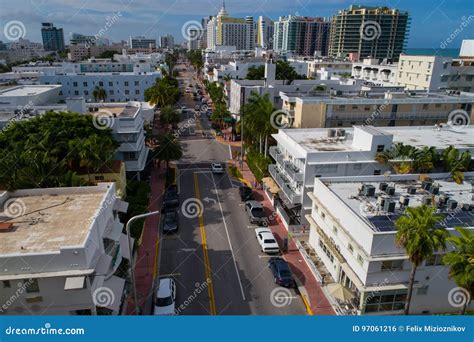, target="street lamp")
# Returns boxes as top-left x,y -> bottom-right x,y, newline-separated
125,210 -> 160,315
